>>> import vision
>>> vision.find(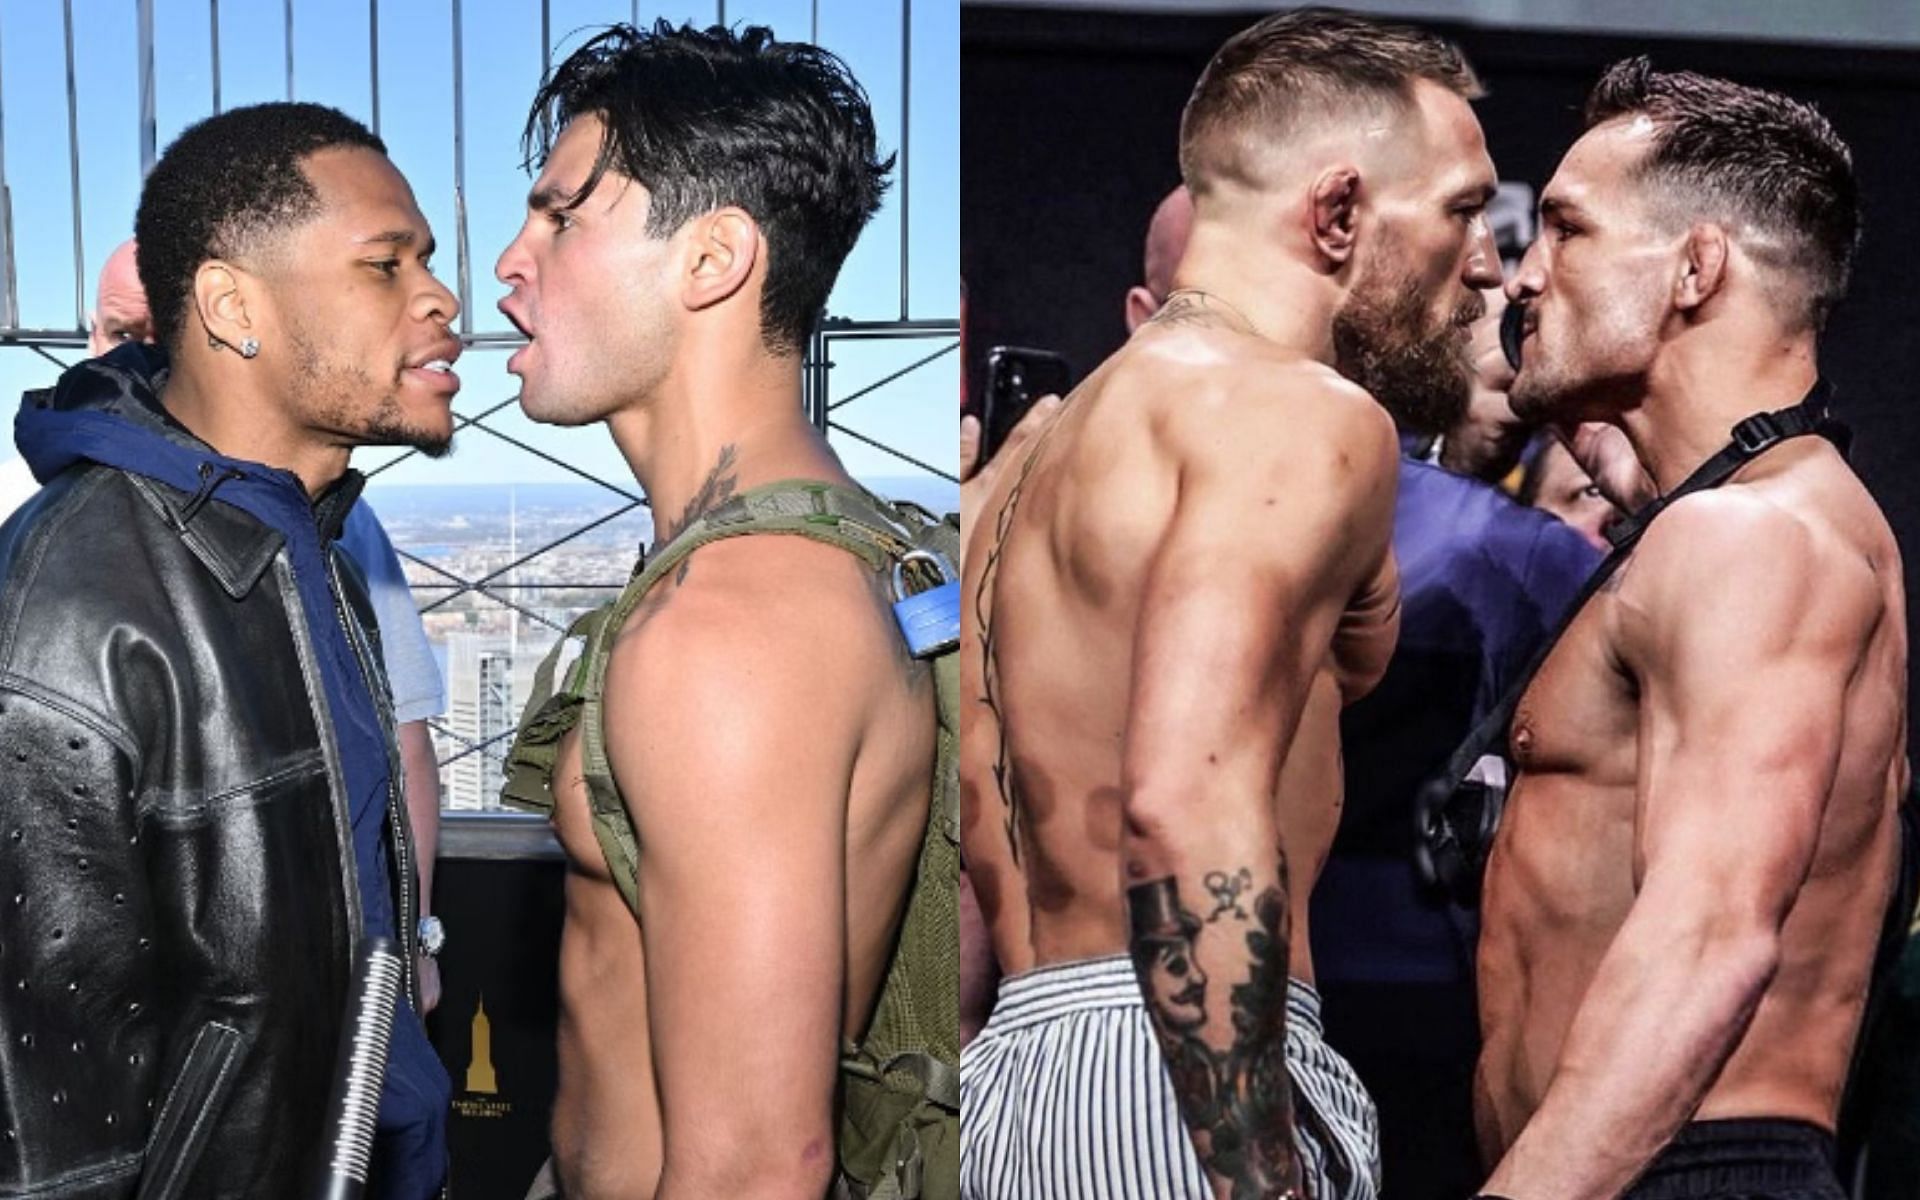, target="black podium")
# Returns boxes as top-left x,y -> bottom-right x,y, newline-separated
427,812 -> 565,1200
